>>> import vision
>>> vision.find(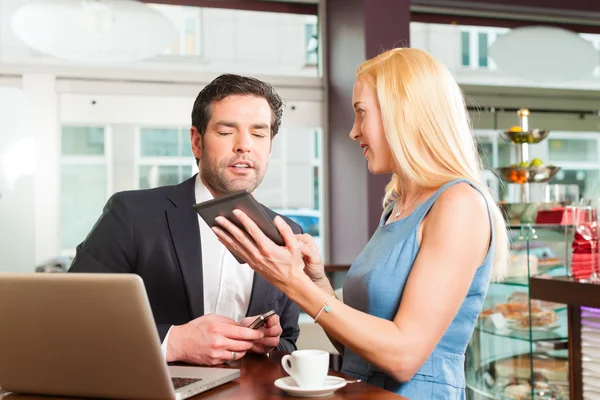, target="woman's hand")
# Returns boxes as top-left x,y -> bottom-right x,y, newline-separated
211,210 -> 307,290
296,234 -> 326,284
